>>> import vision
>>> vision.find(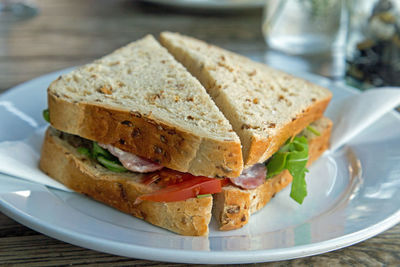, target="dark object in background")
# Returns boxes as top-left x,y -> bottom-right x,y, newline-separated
347,0 -> 400,89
